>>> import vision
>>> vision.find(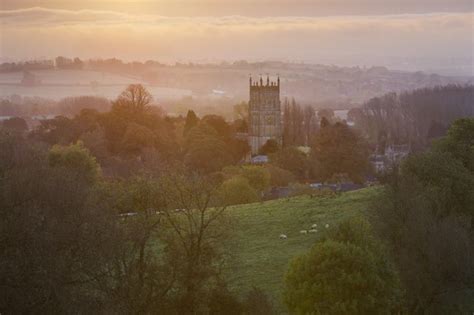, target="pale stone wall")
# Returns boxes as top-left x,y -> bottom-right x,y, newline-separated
248,78 -> 282,155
